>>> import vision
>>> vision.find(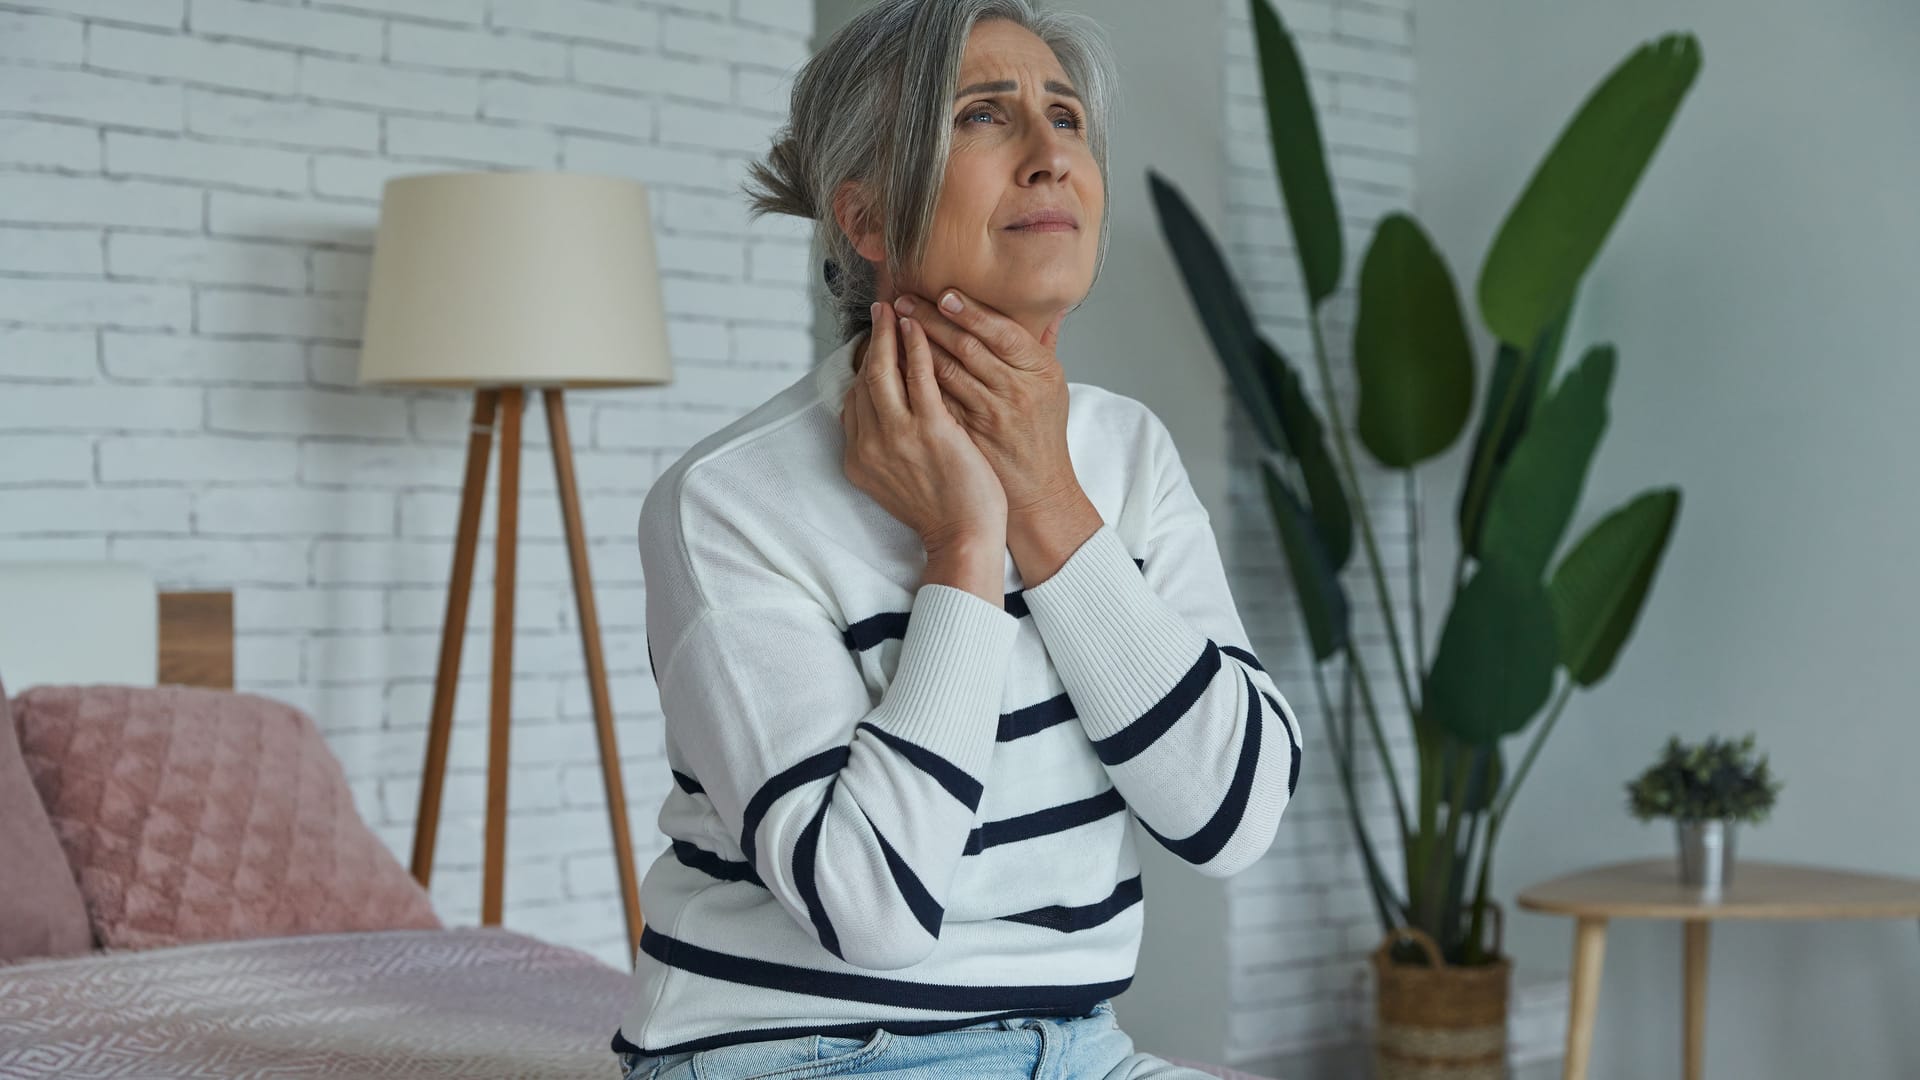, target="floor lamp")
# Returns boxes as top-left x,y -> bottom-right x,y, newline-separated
356,170 -> 674,963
